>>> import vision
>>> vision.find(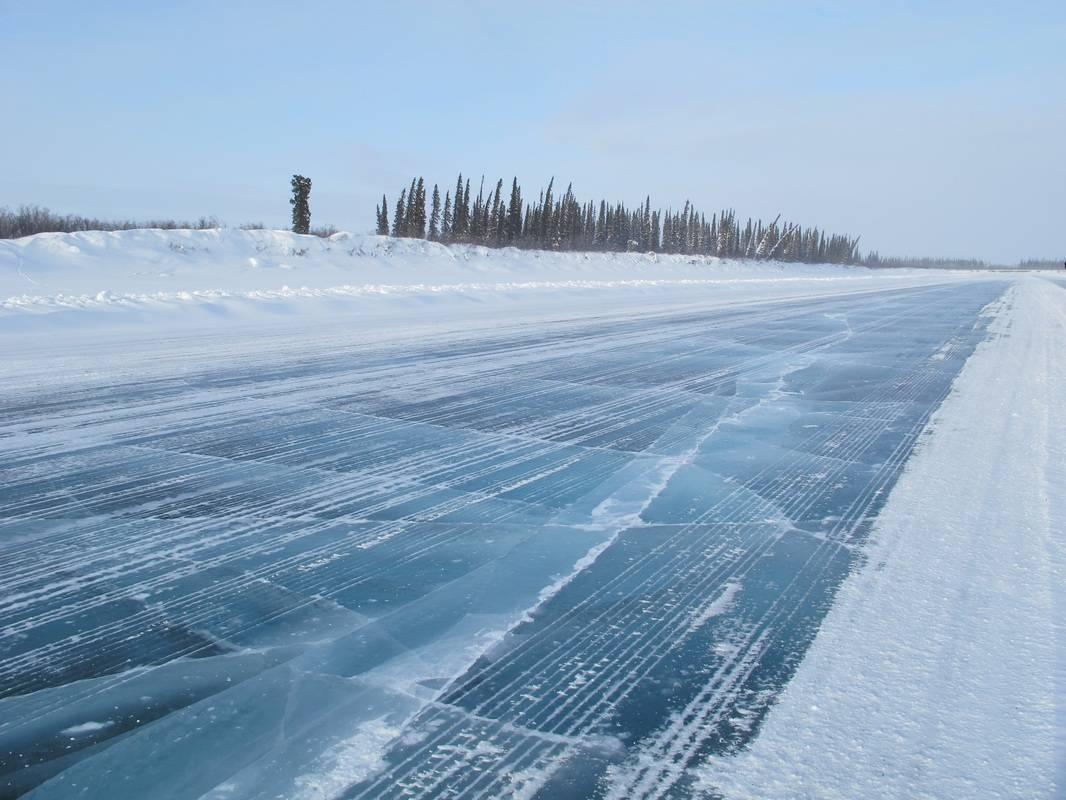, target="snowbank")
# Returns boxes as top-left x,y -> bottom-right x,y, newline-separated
0,228 -> 957,326
697,276 -> 1066,799
0,228 -> 874,298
